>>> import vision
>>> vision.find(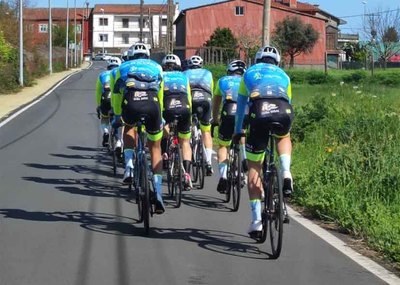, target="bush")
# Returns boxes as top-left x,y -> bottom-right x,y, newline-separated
342,70 -> 367,83
306,70 -> 331,85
